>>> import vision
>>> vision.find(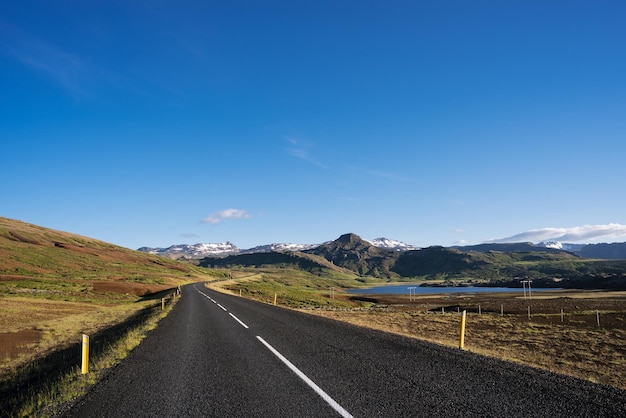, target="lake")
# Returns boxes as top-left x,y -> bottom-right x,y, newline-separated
347,285 -> 555,295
